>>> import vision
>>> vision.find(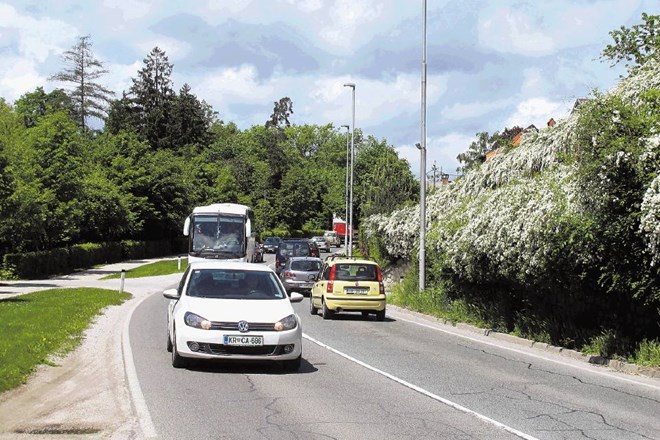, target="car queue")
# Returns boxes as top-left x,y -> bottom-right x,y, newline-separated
163,232 -> 386,372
